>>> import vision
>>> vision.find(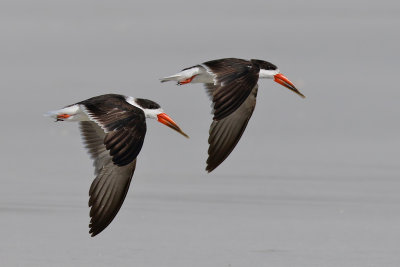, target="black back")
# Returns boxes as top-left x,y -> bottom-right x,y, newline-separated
79,94 -> 147,166
203,58 -> 260,120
